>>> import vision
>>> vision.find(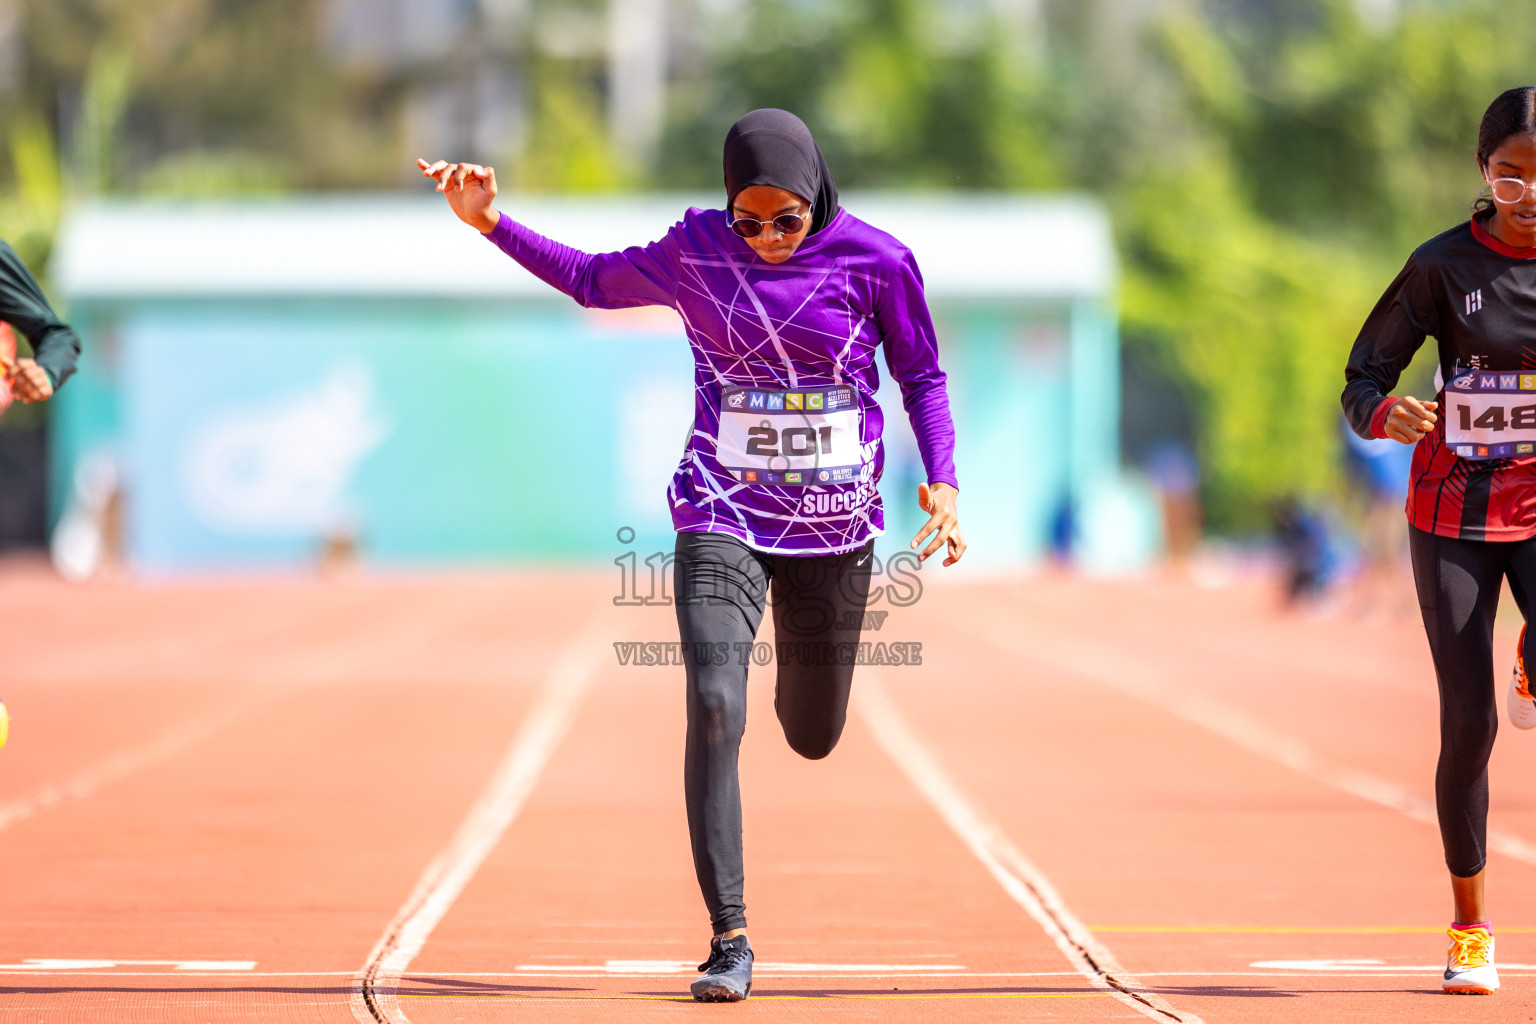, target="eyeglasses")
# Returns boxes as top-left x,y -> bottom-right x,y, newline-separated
729,205 -> 811,238
1487,175 -> 1536,204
